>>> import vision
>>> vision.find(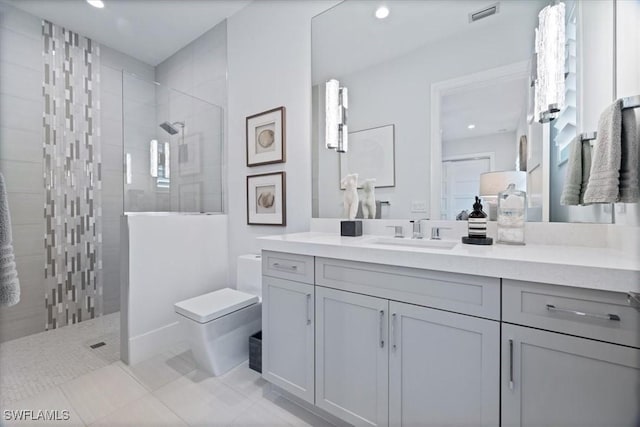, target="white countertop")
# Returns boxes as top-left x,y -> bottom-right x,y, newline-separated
258,232 -> 640,293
